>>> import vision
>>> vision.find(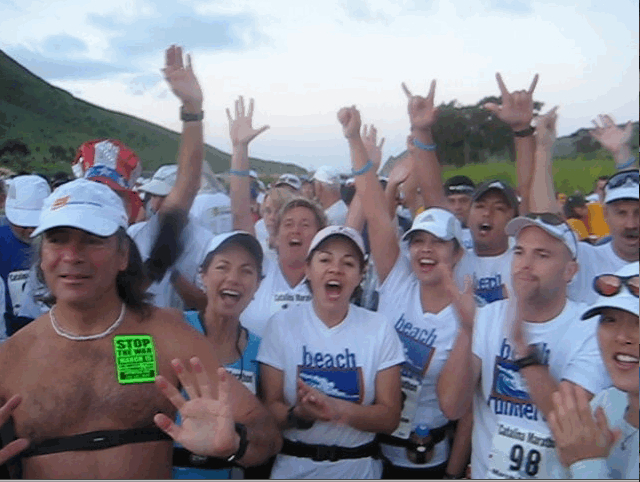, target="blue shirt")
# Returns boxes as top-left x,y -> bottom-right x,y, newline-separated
173,311 -> 262,480
0,225 -> 33,334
